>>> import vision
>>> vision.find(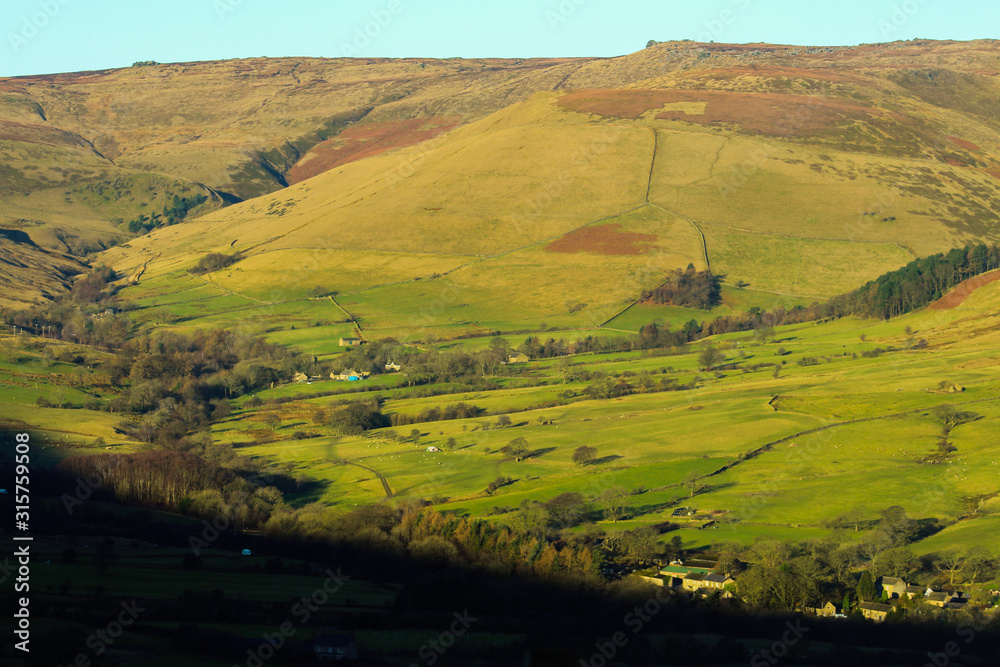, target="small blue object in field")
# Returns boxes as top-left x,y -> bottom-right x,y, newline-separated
242,548 -> 252,556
